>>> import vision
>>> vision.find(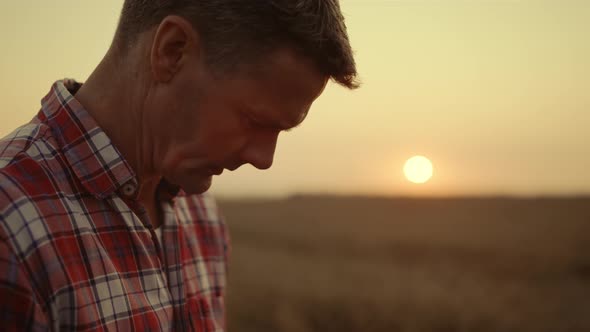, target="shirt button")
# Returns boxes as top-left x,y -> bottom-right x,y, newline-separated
121,182 -> 137,197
